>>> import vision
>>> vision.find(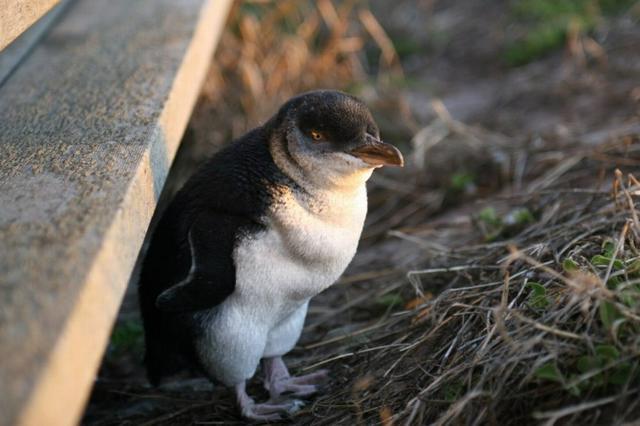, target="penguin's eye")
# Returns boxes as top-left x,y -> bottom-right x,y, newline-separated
310,130 -> 325,141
